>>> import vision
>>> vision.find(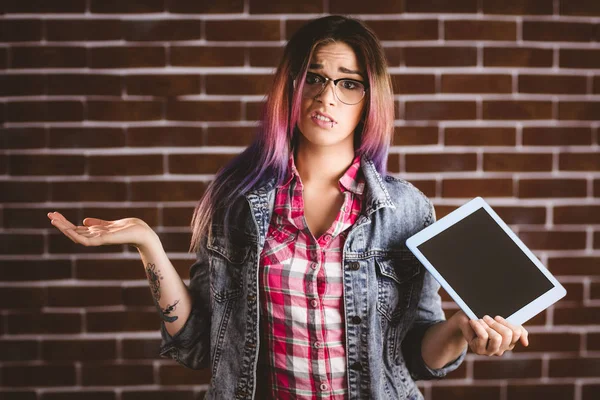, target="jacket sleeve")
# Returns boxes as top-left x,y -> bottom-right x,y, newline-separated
158,248 -> 211,370
400,198 -> 466,380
